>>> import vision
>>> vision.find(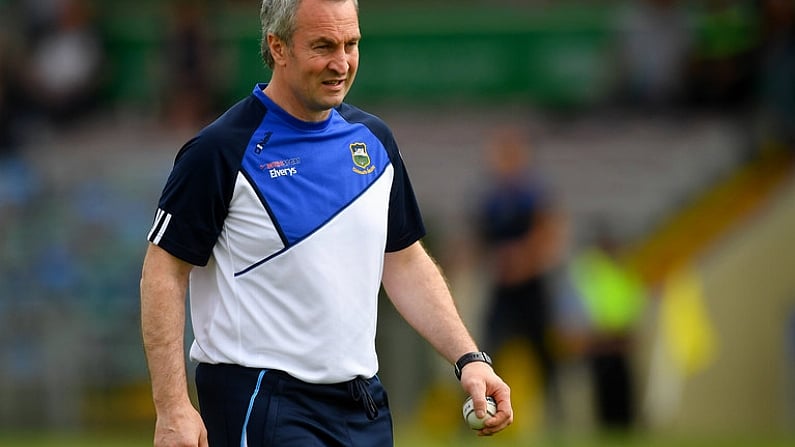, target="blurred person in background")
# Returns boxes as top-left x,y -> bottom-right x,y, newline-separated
0,5 -> 40,212
0,1 -> 33,153
685,0 -> 758,110
0,10 -> 18,154
755,0 -> 795,153
569,222 -> 646,433
615,0 -> 694,110
140,0 -> 513,446
474,126 -> 567,430
161,0 -> 218,132
22,0 -> 104,126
